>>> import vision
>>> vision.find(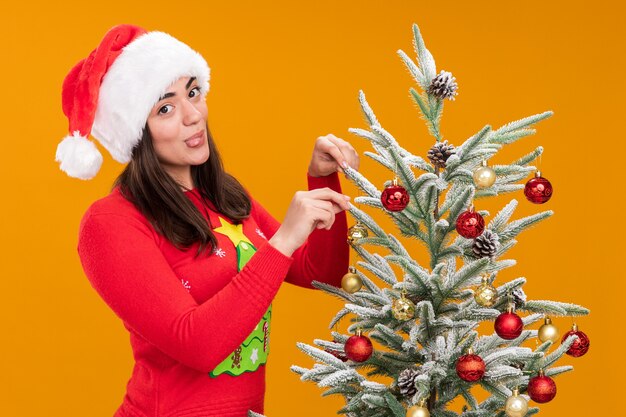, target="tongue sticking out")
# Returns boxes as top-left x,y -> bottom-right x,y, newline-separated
185,136 -> 203,148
